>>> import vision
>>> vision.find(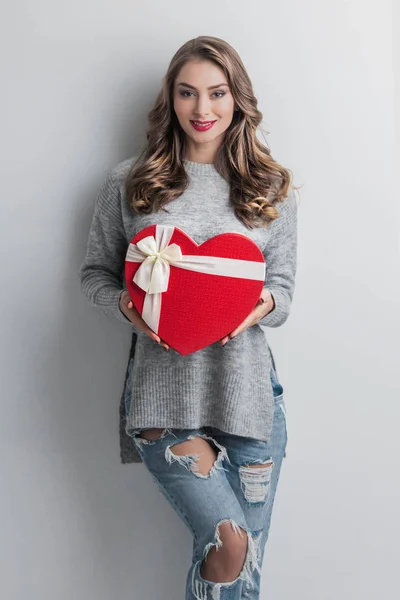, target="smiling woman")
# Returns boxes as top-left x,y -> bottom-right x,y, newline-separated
125,36 -> 294,227
79,34 -> 298,600
174,64 -> 235,146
